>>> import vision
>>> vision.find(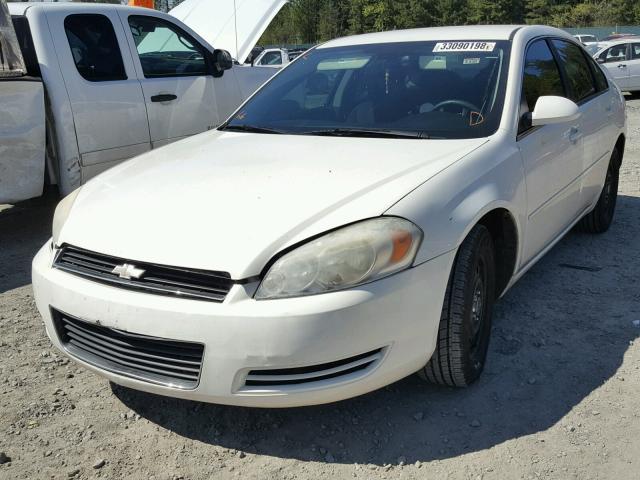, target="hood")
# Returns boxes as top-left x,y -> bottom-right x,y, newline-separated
59,132 -> 487,279
169,0 -> 287,64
